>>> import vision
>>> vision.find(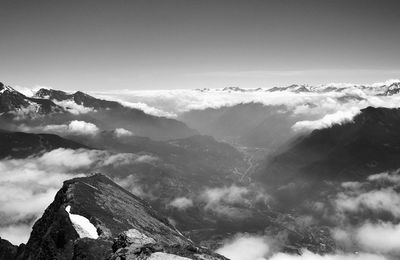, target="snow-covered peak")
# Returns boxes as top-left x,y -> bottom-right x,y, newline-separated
370,79 -> 400,87
65,205 -> 99,239
0,83 -> 17,94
